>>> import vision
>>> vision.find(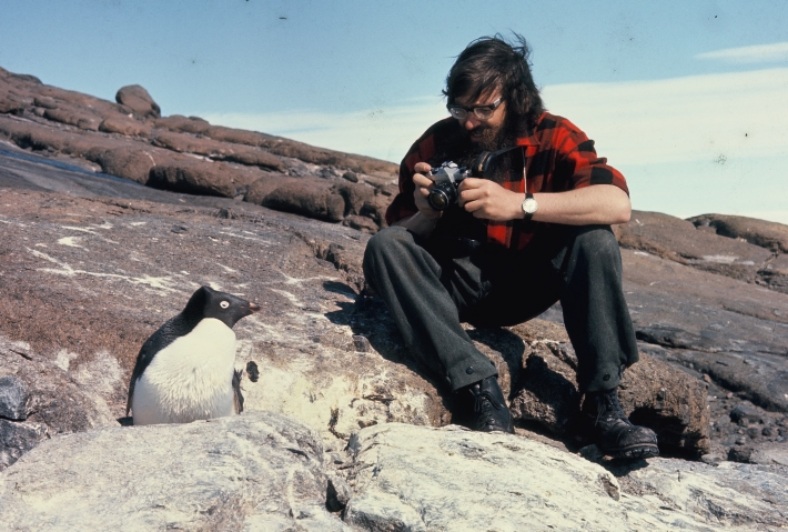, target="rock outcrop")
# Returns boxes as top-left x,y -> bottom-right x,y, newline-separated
2,416 -> 785,531
0,65 -> 398,235
0,65 -> 786,529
